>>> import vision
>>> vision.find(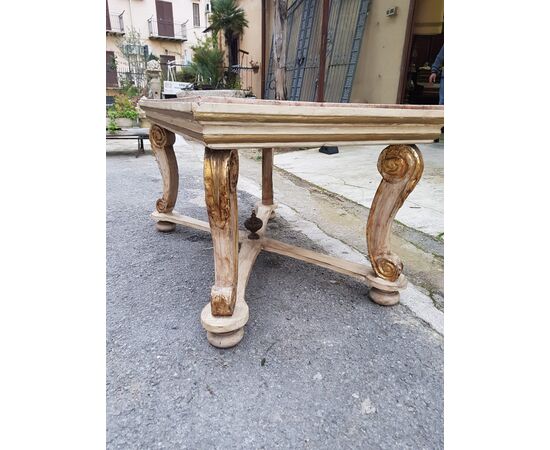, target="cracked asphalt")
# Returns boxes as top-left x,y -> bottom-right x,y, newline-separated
106,150 -> 443,449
